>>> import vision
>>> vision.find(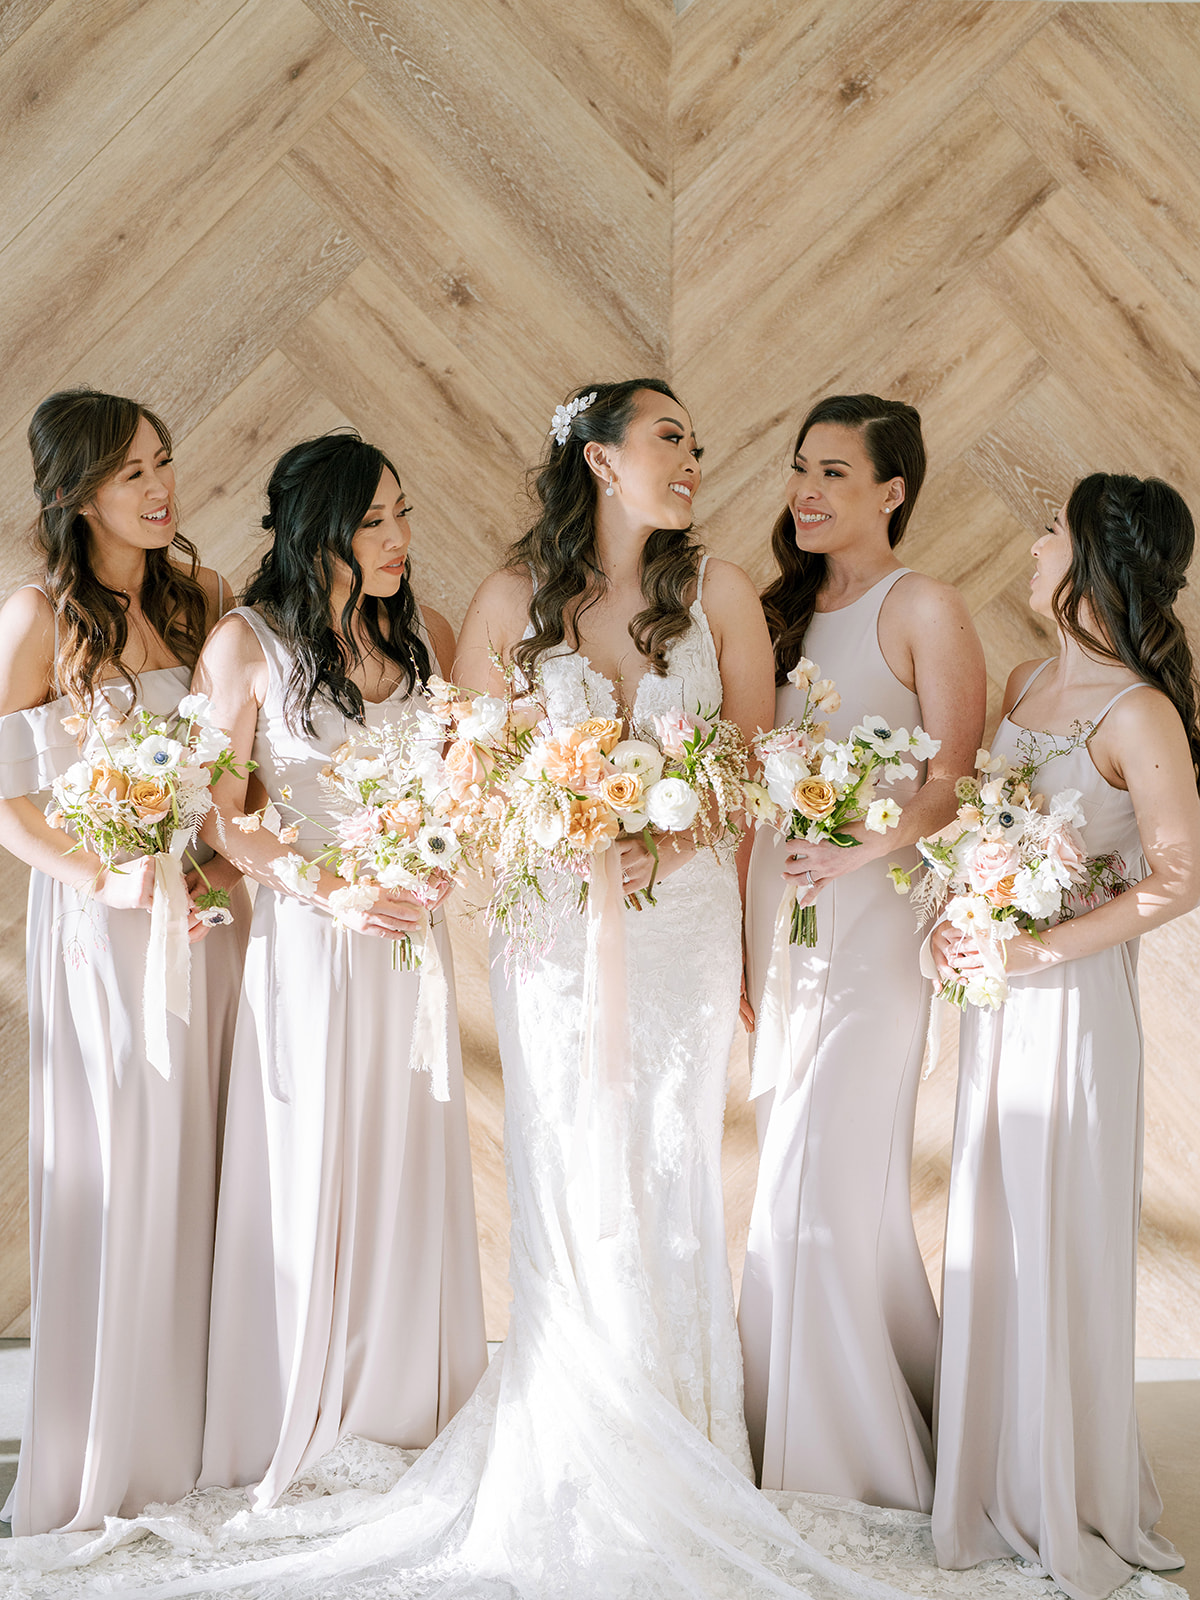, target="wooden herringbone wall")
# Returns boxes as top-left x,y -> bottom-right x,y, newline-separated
0,0 -> 1196,1352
